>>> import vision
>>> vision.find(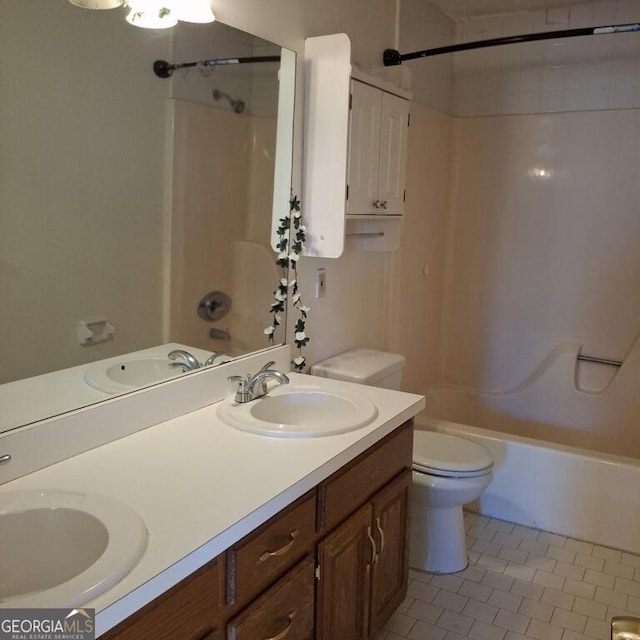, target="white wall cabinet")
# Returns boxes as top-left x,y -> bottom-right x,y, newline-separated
303,34 -> 411,257
347,80 -> 409,217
